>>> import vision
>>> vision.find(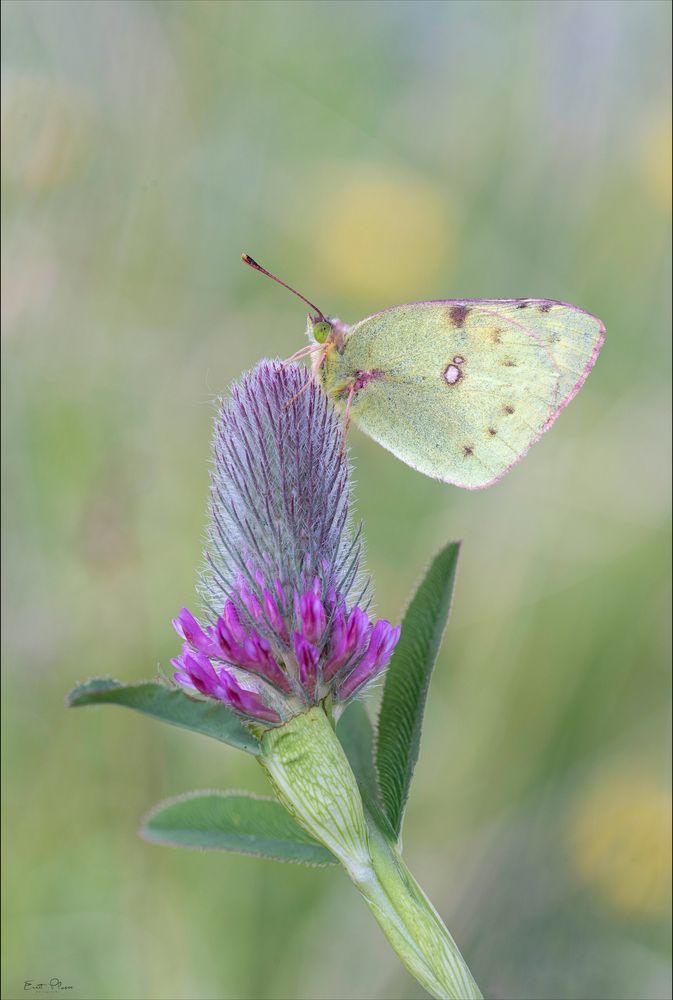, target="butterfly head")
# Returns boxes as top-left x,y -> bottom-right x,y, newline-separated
306,315 -> 348,352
